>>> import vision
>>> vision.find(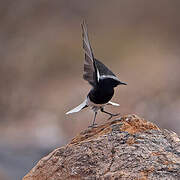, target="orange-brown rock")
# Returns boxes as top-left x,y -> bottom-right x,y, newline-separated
23,114 -> 180,180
